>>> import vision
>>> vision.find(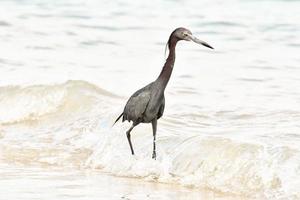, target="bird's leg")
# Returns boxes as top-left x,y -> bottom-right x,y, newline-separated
126,123 -> 137,155
151,118 -> 157,160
